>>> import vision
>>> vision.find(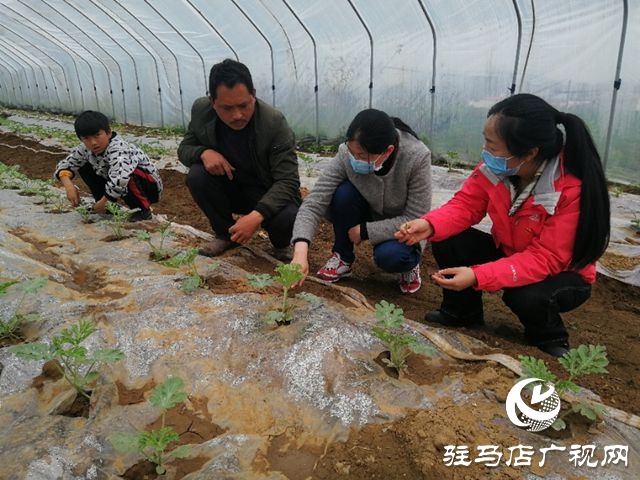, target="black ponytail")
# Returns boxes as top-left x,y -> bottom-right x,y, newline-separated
558,113 -> 610,269
391,117 -> 419,140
